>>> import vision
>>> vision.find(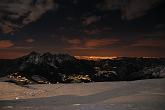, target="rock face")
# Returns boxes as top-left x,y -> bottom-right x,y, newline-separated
0,52 -> 165,84
21,52 -> 76,65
